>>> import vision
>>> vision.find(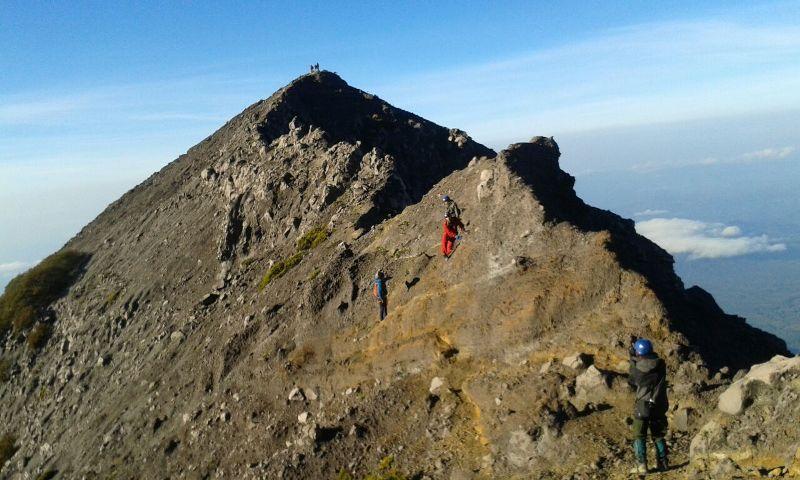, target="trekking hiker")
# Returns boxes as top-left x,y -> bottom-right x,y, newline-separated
372,271 -> 388,320
628,338 -> 669,476
442,195 -> 461,221
441,214 -> 465,259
